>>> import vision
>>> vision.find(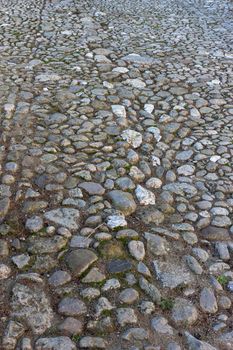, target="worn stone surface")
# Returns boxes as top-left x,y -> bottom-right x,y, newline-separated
172,298 -> 198,325
35,337 -> 76,350
44,208 -> 80,231
66,249 -> 98,277
58,297 -> 87,316
11,278 -> 53,335
0,0 -> 232,348
108,190 -> 136,215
